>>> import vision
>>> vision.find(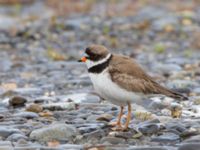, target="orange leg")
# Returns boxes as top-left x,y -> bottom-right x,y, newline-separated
109,106 -> 124,127
123,102 -> 131,130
